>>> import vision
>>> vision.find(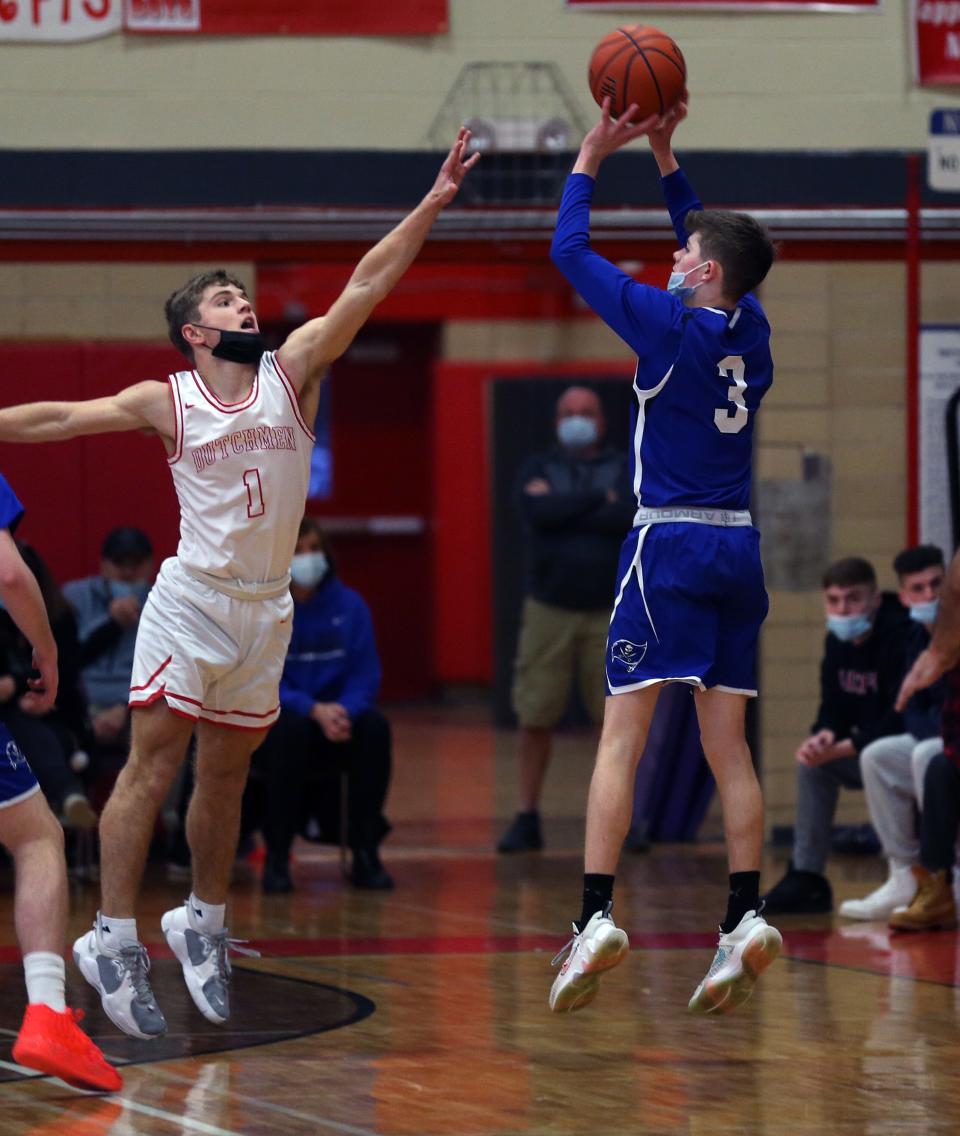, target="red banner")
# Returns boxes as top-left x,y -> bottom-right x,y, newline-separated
913,0 -> 960,85
566,0 -> 878,9
124,0 -> 448,36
